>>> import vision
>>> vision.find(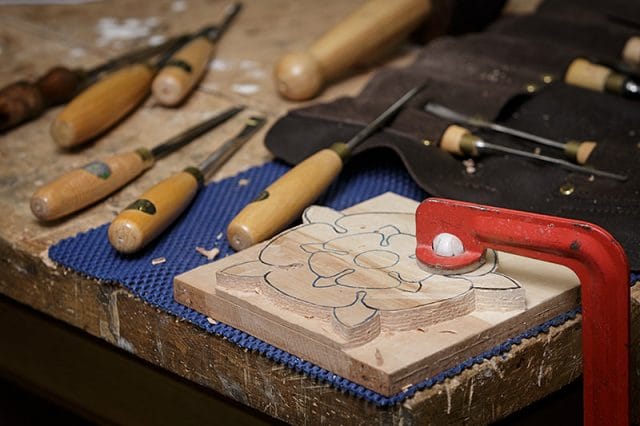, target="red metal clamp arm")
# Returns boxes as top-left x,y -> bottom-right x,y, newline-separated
415,198 -> 629,426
